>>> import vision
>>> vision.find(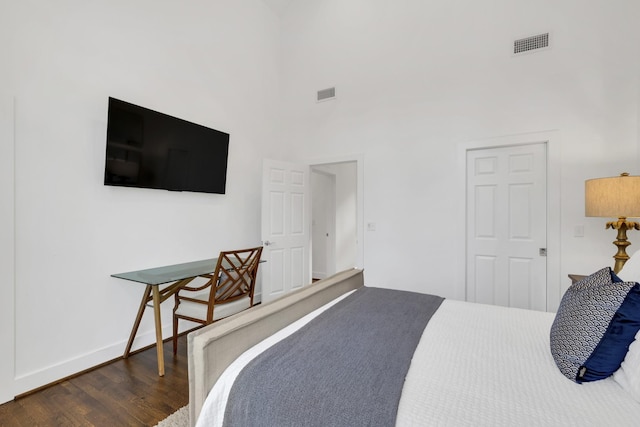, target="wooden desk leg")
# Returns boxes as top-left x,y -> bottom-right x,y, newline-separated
152,285 -> 165,376
123,284 -> 152,359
